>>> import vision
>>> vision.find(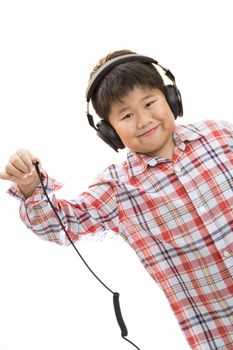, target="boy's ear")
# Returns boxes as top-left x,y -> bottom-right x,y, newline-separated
96,120 -> 125,152
163,85 -> 183,119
